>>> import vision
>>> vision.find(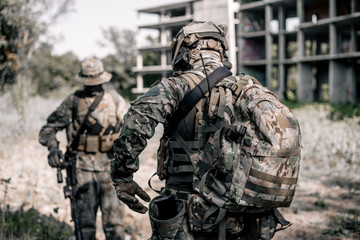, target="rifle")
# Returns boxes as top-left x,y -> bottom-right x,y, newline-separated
57,152 -> 83,240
